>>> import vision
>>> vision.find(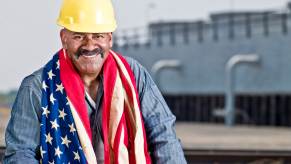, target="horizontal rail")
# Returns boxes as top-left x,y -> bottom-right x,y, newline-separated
1,146 -> 291,163
184,149 -> 291,163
